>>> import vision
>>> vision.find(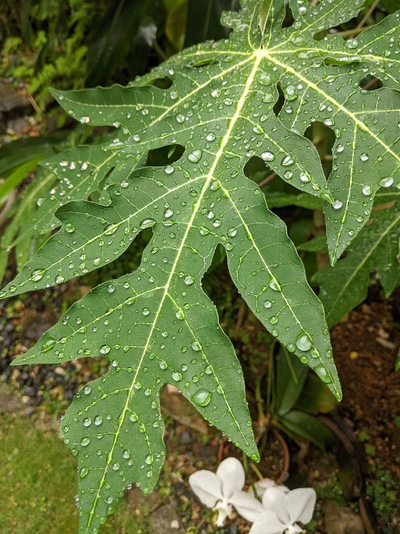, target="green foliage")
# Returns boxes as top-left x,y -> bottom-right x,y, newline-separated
313,190 -> 400,326
1,0 -> 400,532
271,348 -> 337,449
